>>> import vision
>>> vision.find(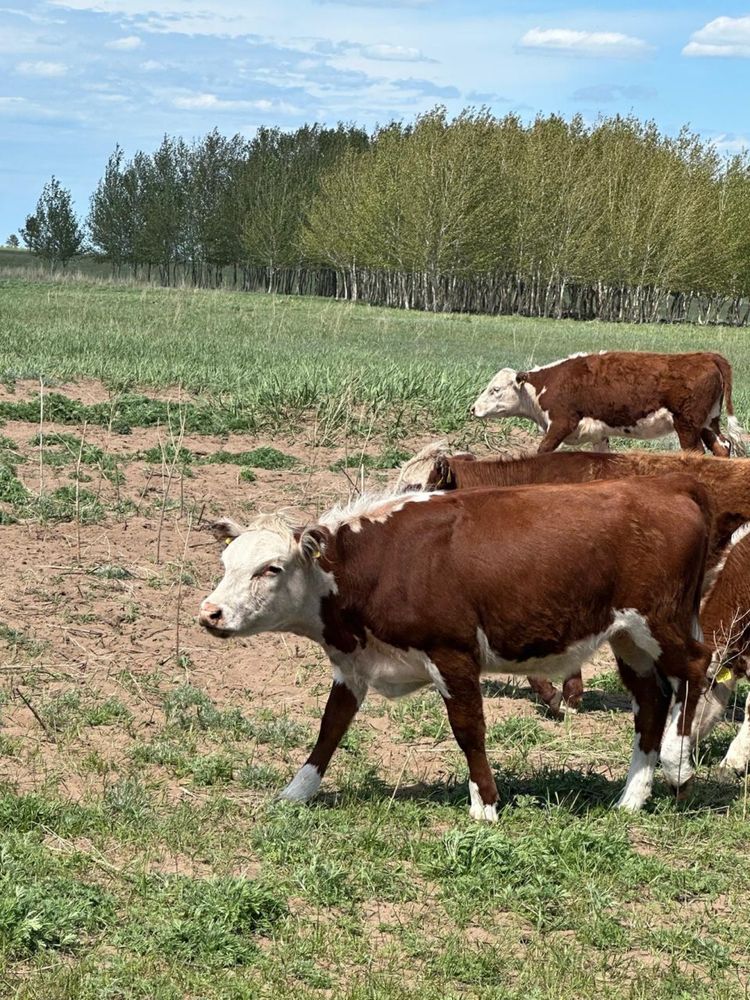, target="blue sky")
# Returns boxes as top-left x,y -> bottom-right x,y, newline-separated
2,0 -> 749,241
